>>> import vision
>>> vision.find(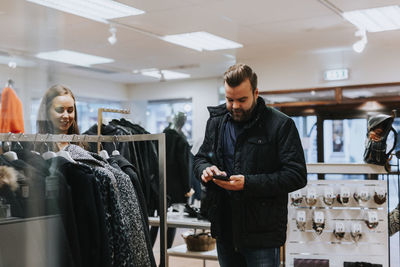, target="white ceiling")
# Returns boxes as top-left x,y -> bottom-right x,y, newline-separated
1,0 -> 400,84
